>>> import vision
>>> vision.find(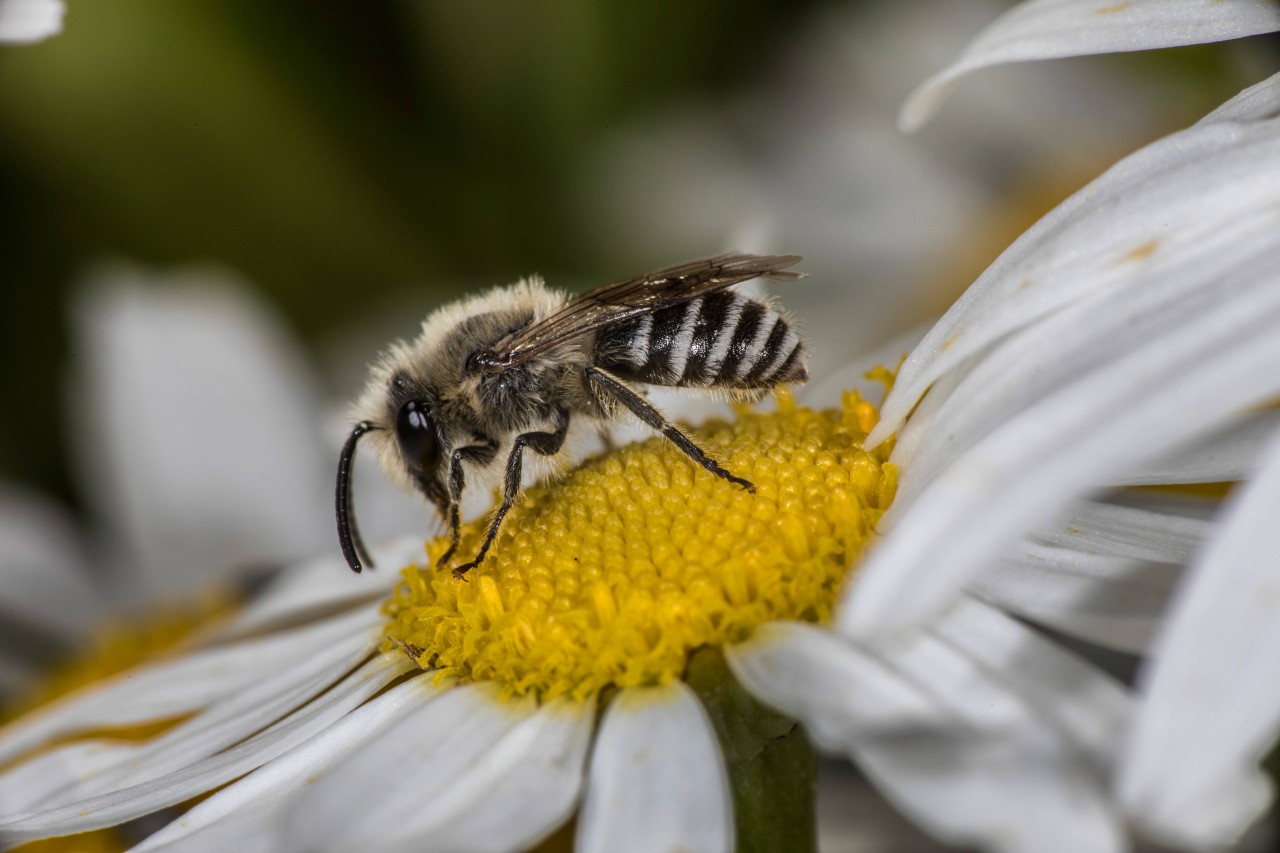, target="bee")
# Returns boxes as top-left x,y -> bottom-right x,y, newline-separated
336,253 -> 808,577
